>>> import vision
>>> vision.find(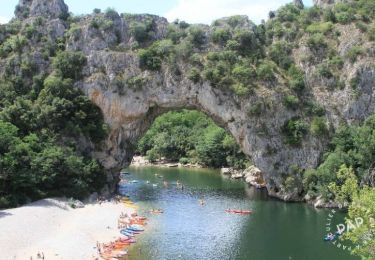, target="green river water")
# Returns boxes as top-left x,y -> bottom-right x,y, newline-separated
119,166 -> 359,260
